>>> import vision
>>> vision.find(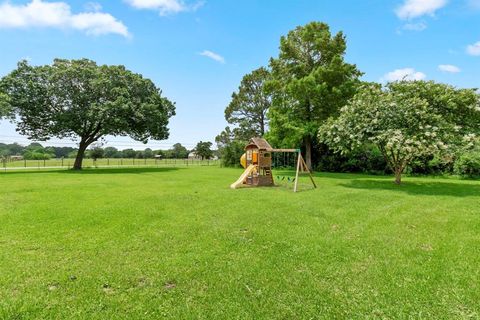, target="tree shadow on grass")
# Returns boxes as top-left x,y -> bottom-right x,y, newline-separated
274,170 -> 381,181
0,167 -> 182,176
339,178 -> 480,197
